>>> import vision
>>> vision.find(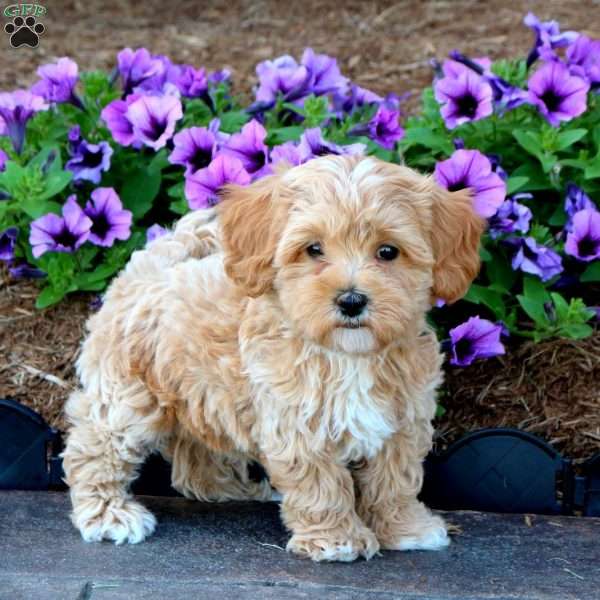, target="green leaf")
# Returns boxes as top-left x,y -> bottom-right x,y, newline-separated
548,203 -> 567,227
120,167 -> 162,219
218,110 -> 250,133
167,182 -> 188,215
0,161 -> 26,193
559,323 -> 593,340
402,127 -> 454,155
523,276 -> 551,305
581,261 -> 600,282
584,156 -> 600,180
170,196 -> 189,215
147,149 -> 170,174
517,295 -> 549,327
35,286 -> 68,309
559,157 -> 588,171
464,284 -> 506,319
555,129 -> 587,151
513,129 -> 541,157
486,252 -> 517,292
266,126 -> 304,146
506,176 -> 529,195
20,198 -> 62,219
182,99 -> 213,127
38,169 -> 72,201
510,163 -> 553,191
550,292 -> 569,321
513,130 -> 556,173
77,263 -> 121,287
479,246 -> 492,262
